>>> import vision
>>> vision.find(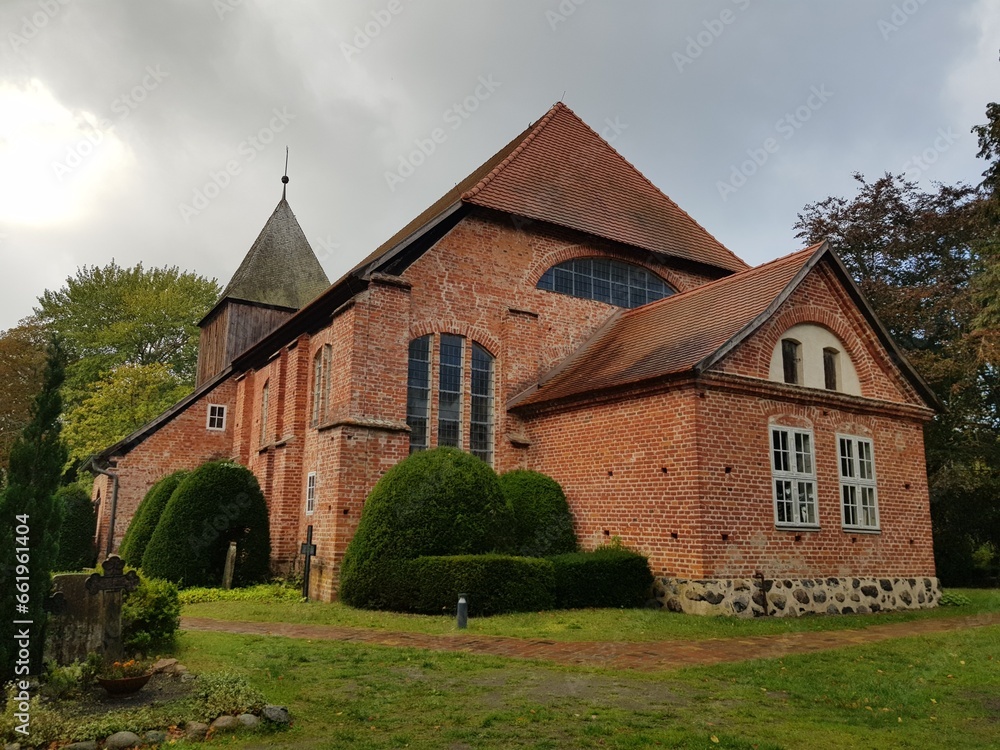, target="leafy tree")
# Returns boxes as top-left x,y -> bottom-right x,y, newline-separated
795,173 -> 999,584
0,321 -> 47,483
972,79 -> 1000,354
0,341 -> 68,679
61,363 -> 191,464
